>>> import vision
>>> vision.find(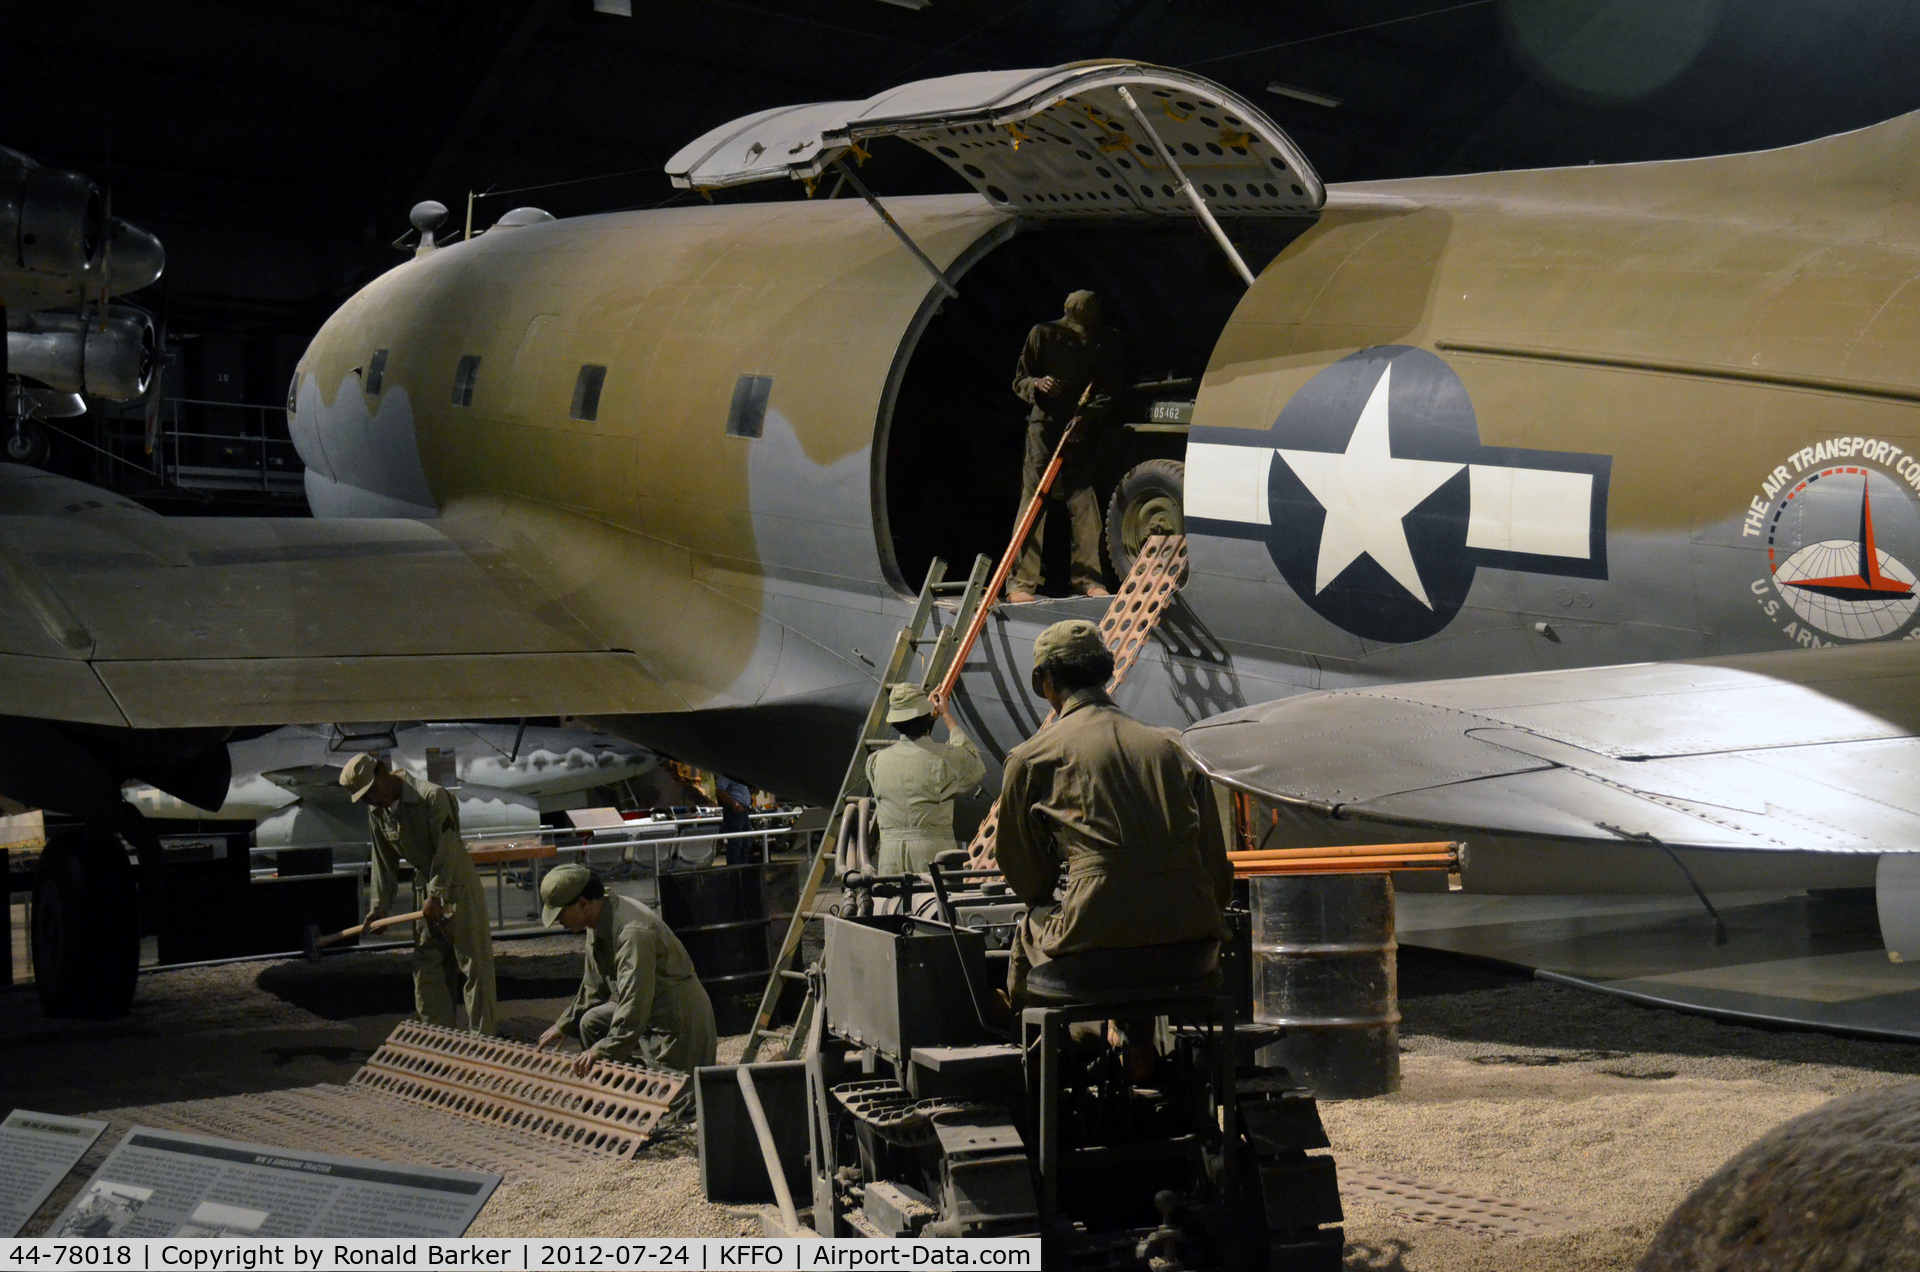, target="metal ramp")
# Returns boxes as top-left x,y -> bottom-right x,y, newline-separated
740,553 -> 994,1064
